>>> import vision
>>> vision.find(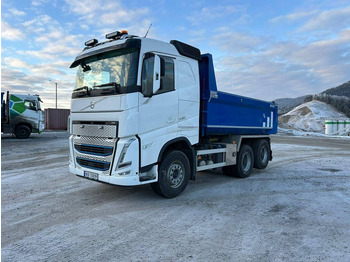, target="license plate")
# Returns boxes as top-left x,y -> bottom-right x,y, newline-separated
84,171 -> 99,180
